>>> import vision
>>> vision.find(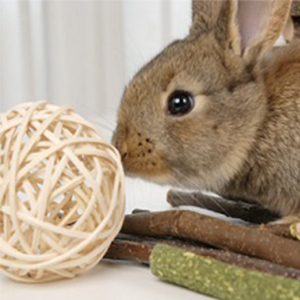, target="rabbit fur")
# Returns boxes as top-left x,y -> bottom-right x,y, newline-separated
113,0 -> 300,222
